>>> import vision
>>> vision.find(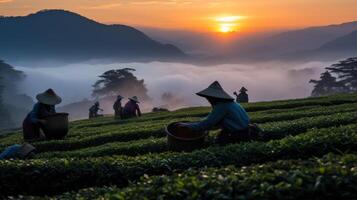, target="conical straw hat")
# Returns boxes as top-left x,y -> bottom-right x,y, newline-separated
196,81 -> 234,100
36,88 -> 62,105
129,96 -> 140,103
240,87 -> 248,92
